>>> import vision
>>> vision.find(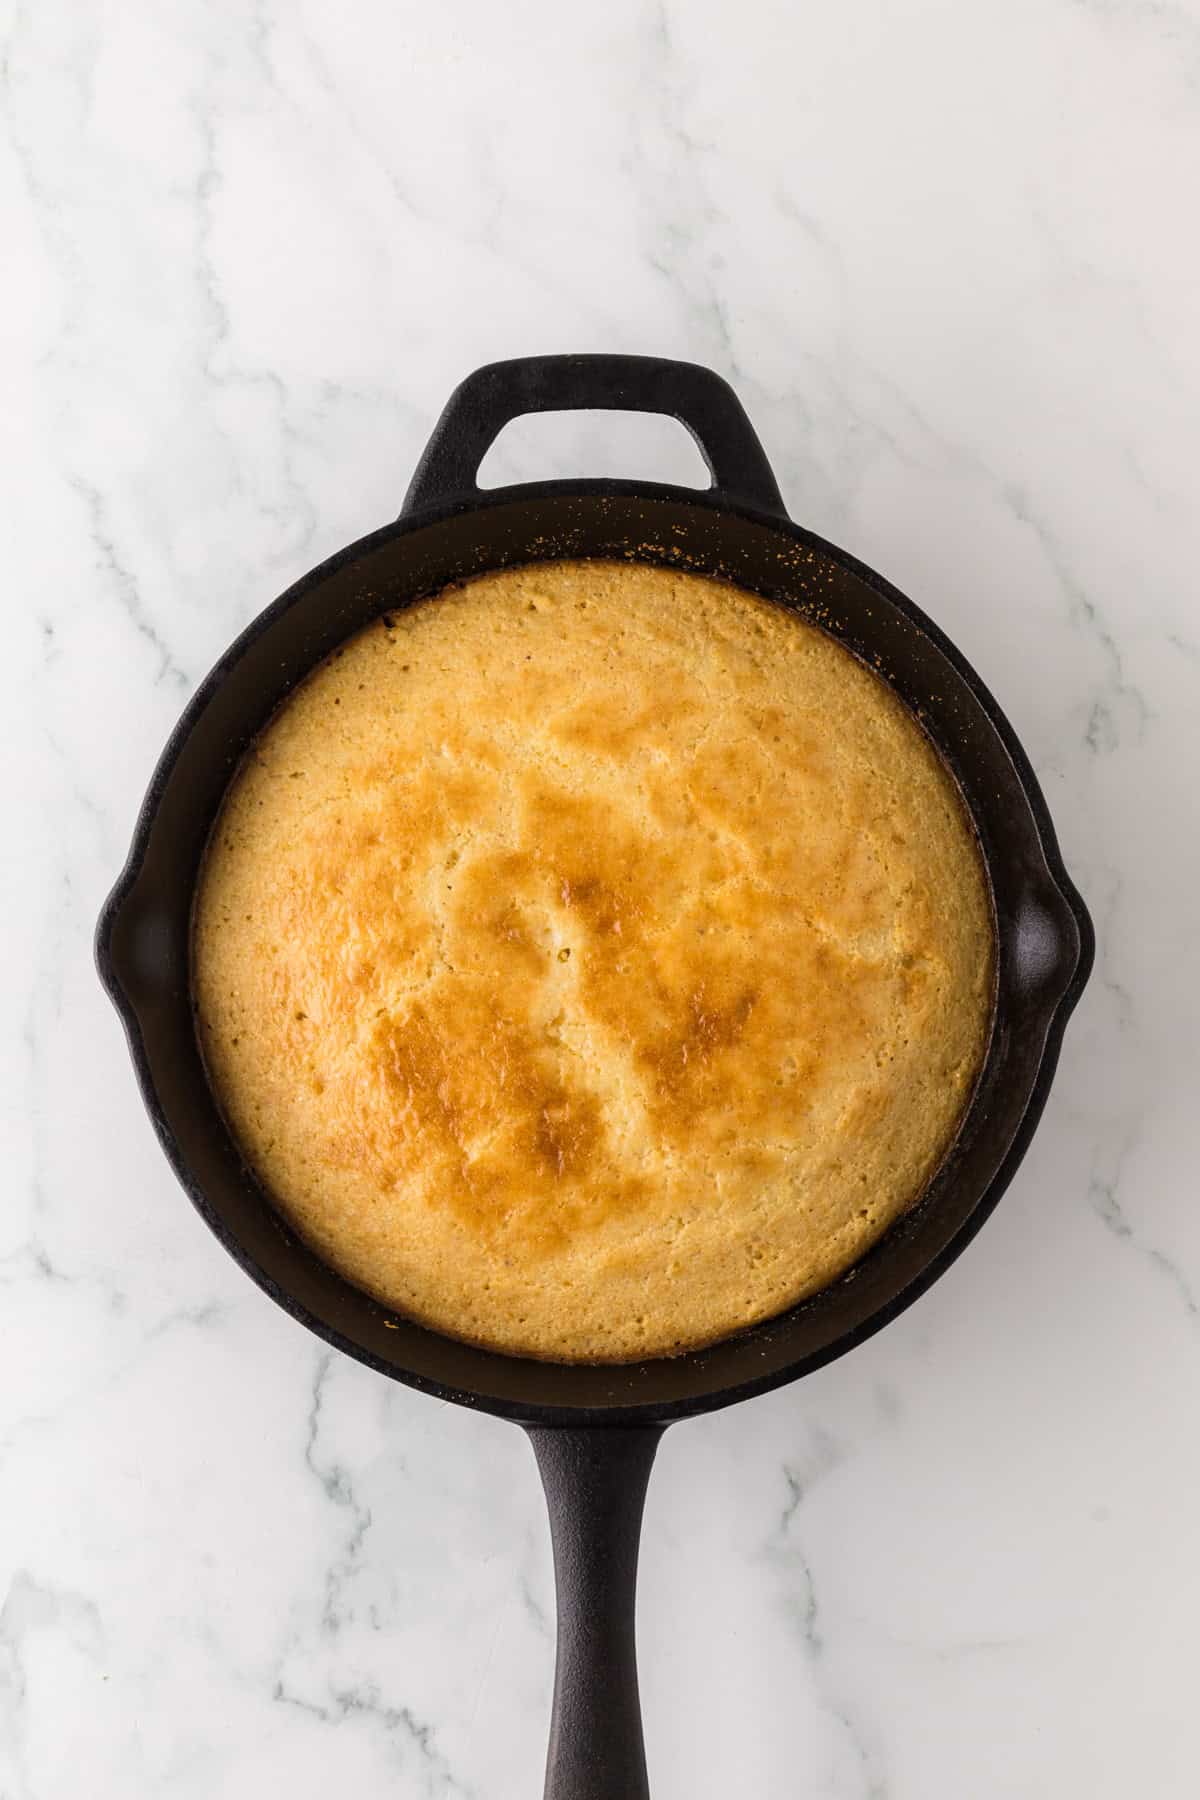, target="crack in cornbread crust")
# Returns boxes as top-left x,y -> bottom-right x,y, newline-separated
192,560 -> 994,1362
